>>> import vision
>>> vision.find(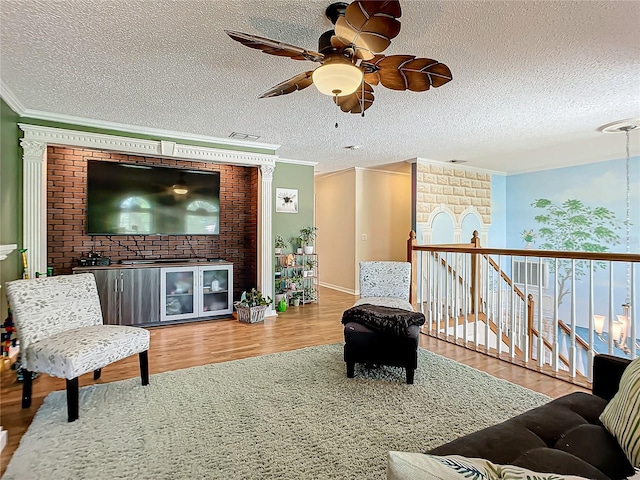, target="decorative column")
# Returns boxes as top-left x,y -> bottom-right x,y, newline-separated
20,140 -> 47,278
259,163 -> 275,315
